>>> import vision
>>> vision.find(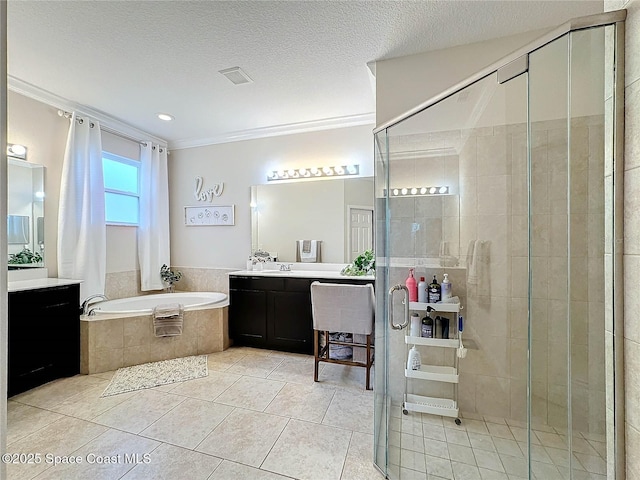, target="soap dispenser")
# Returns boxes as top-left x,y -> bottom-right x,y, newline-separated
441,273 -> 452,301
405,268 -> 418,302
